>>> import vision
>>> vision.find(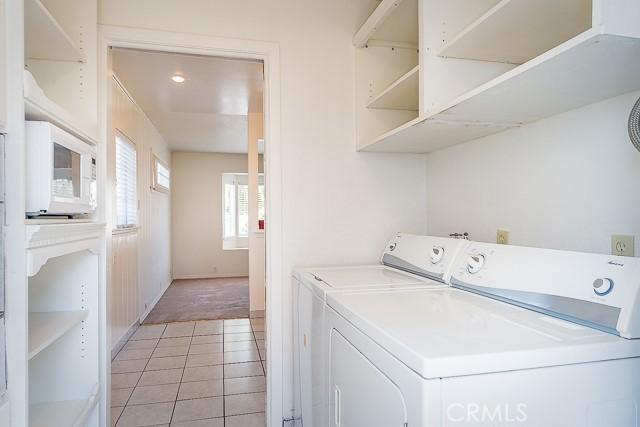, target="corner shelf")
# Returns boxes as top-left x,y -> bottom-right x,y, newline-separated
438,0 -> 592,64
367,66 -> 419,111
361,30 -> 640,152
25,0 -> 85,62
28,311 -> 88,360
24,70 -> 98,145
353,0 -> 418,48
29,383 -> 99,427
